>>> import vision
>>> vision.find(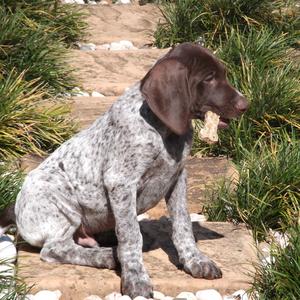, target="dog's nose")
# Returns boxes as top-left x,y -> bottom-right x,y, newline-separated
235,97 -> 249,113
